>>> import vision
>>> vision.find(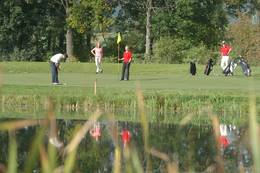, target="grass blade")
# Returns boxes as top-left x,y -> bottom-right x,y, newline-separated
65,110 -> 101,154
23,127 -> 46,173
0,120 -> 47,131
136,85 -> 151,172
113,146 -> 121,173
249,94 -> 260,173
150,148 -> 178,173
63,150 -> 77,173
7,132 -> 17,173
210,115 -> 225,173
63,110 -> 101,173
